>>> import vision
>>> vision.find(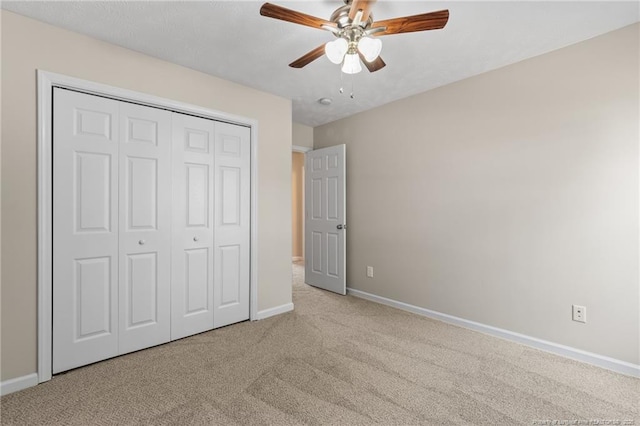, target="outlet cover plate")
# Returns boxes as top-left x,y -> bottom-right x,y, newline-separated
366,266 -> 373,278
572,305 -> 586,323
